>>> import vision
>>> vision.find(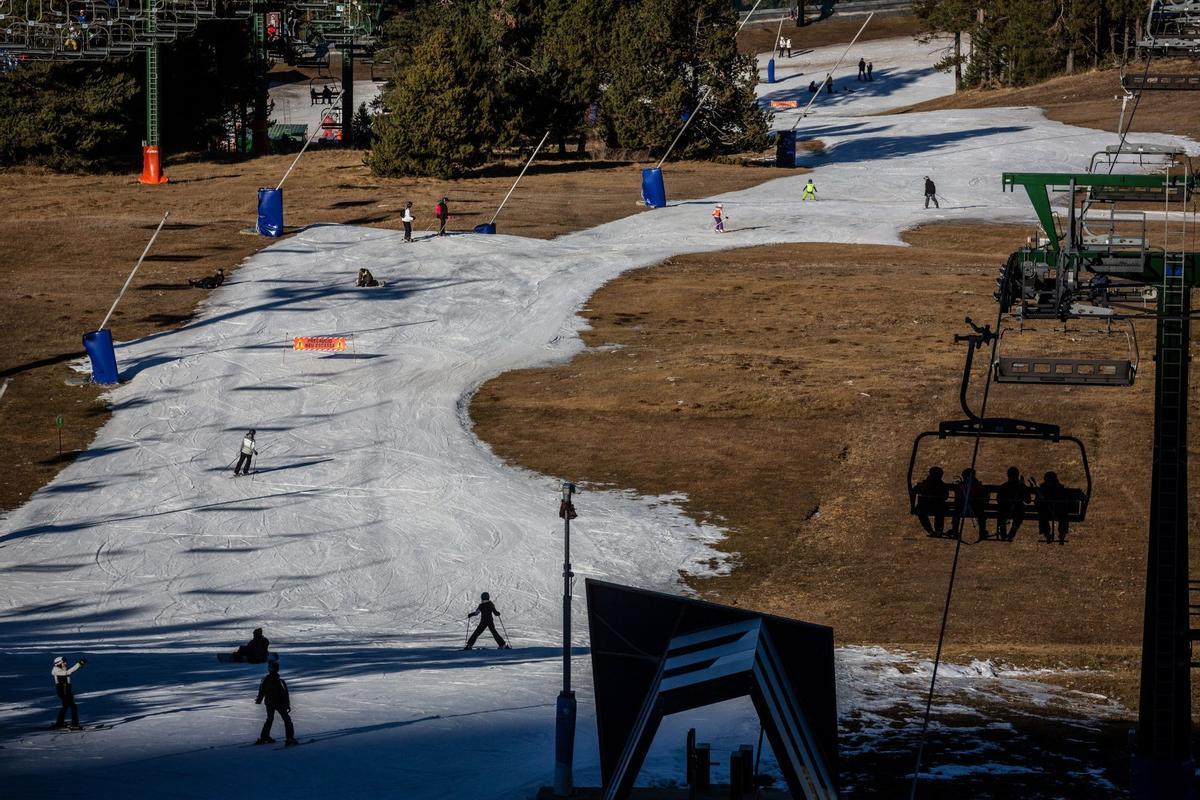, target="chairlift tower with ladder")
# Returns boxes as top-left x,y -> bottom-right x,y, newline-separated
1000,160 -> 1199,796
